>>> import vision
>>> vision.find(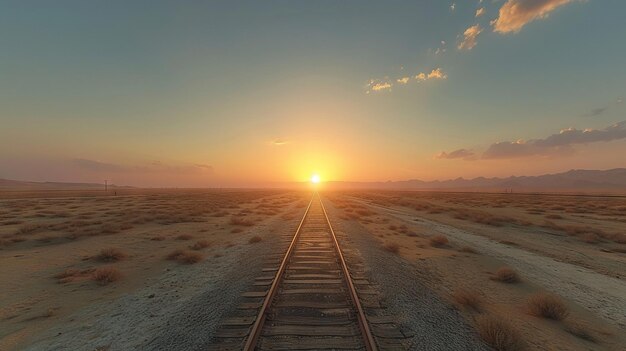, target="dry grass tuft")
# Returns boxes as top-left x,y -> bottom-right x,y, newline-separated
190,240 -> 211,250
383,242 -> 400,254
92,267 -> 122,285
429,234 -> 449,247
150,235 -> 165,241
475,314 -> 524,351
97,248 -> 127,262
230,216 -> 255,226
527,292 -> 569,320
491,267 -> 519,283
231,227 -> 243,233
166,249 -> 203,264
248,235 -> 262,244
453,288 -> 482,311
176,234 -> 194,240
